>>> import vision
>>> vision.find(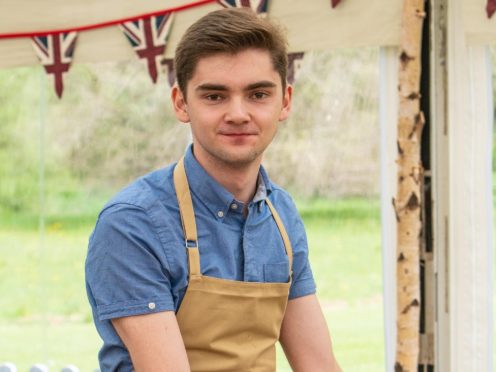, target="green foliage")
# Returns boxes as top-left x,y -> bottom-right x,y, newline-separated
0,62 -> 191,217
266,48 -> 380,198
0,49 -> 381,218
0,67 -> 41,213
297,197 -> 380,221
52,62 -> 190,187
